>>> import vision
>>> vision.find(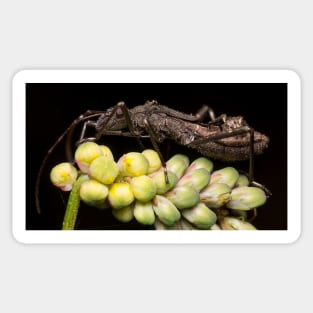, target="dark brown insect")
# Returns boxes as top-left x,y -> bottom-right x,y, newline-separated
35,100 -> 270,214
